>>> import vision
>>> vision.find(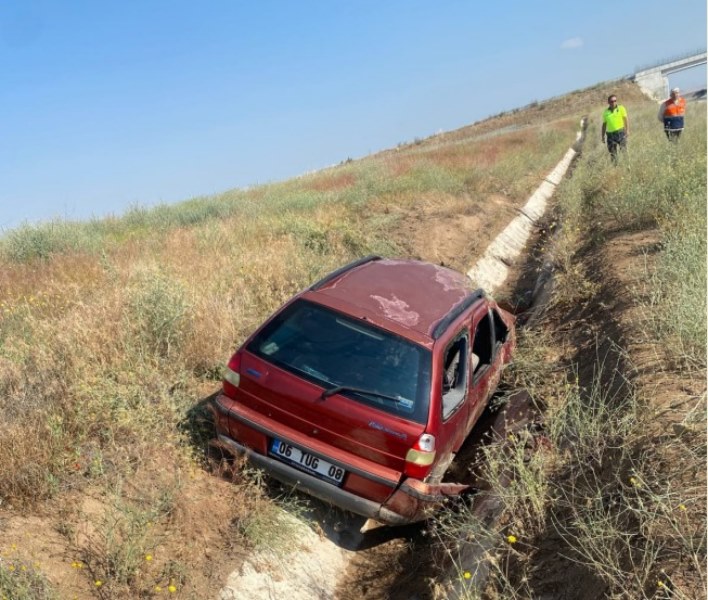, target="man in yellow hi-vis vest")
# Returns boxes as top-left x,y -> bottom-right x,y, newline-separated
601,94 -> 629,164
